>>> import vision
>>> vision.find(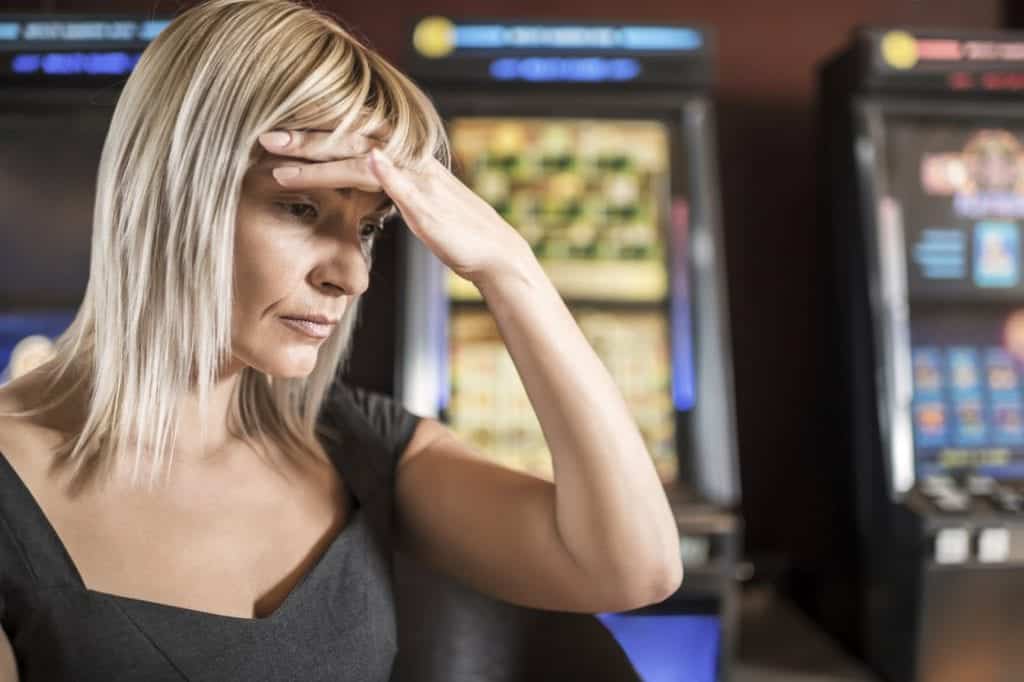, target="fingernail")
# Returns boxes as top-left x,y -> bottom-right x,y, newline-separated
273,166 -> 299,181
260,131 -> 291,147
